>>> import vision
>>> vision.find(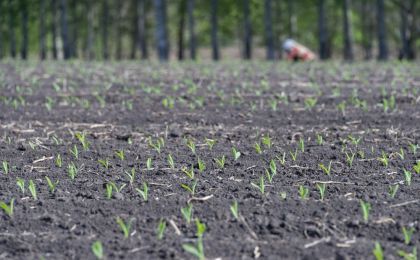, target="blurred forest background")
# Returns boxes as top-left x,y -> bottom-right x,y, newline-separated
0,0 -> 418,61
